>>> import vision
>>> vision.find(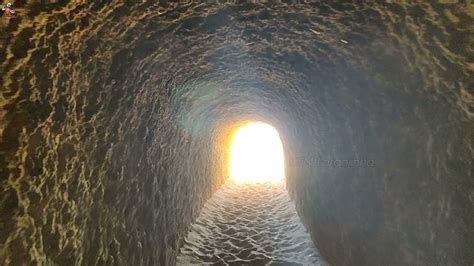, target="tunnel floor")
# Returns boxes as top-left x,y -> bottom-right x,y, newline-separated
177,180 -> 323,265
